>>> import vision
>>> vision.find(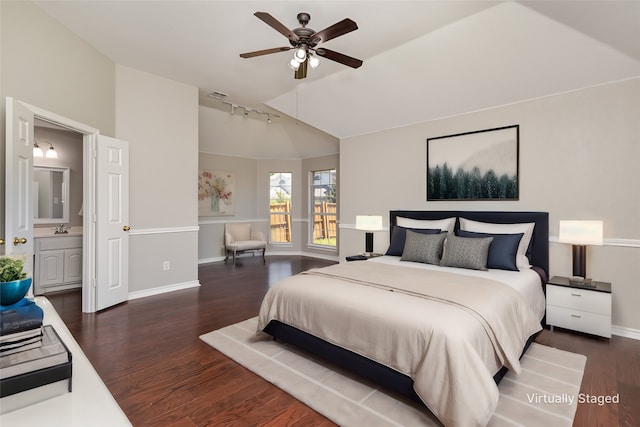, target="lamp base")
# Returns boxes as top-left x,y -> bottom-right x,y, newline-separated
569,276 -> 595,287
571,244 -> 587,279
365,232 -> 374,255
